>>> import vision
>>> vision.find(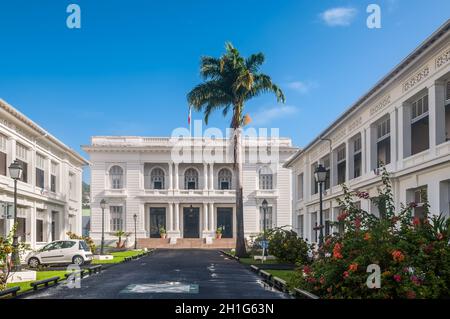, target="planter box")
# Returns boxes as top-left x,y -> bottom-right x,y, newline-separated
93,255 -> 114,260
7,270 -> 37,283
253,255 -> 276,260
